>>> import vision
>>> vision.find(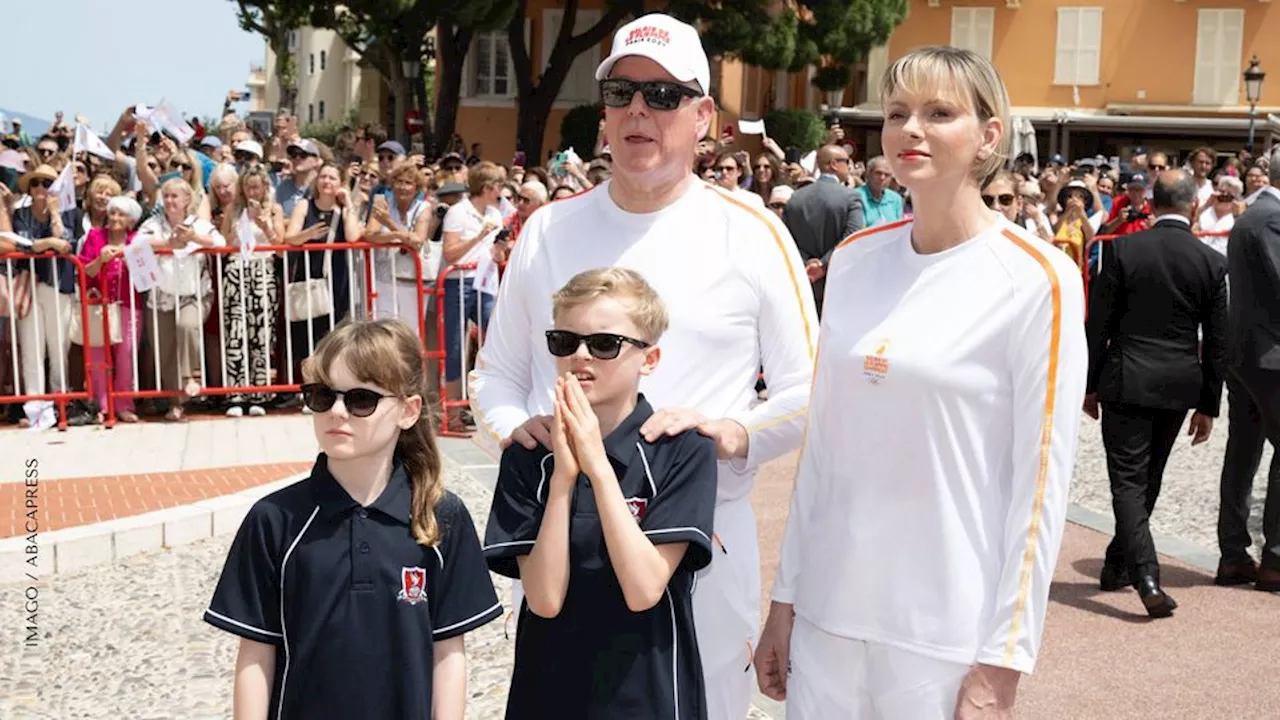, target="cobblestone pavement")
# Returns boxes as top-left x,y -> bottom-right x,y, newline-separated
1069,399 -> 1273,562
0,465 -> 773,720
